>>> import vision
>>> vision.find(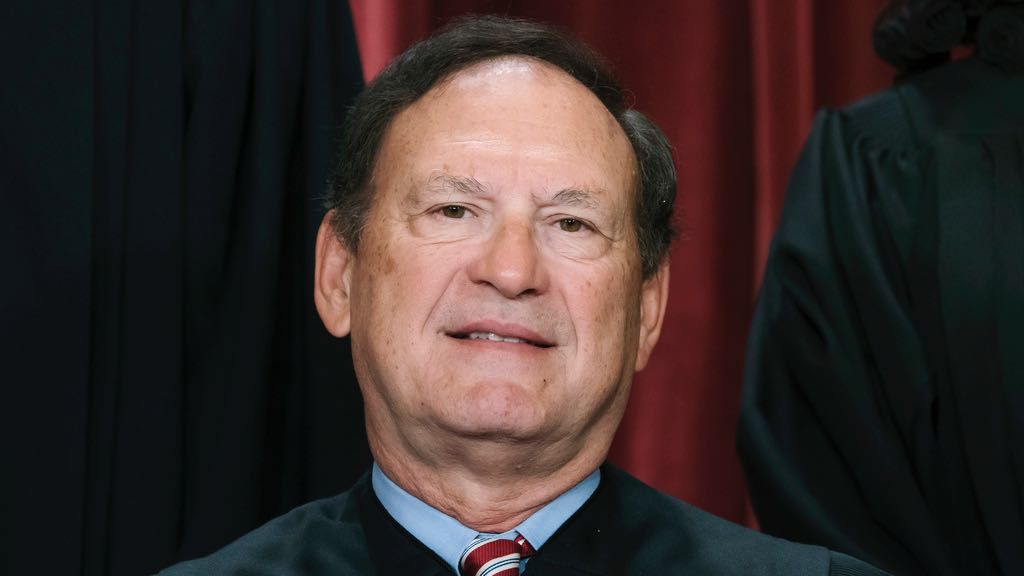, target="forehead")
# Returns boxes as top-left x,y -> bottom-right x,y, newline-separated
374,57 -> 636,194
